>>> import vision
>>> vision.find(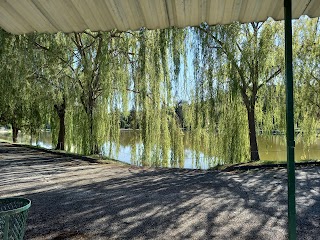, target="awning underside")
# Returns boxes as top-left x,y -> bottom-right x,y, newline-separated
0,0 -> 319,34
